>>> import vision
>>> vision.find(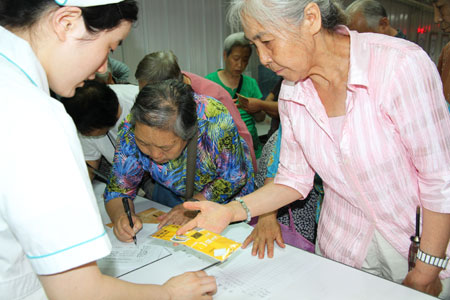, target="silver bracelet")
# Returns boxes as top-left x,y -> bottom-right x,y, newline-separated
416,248 -> 449,269
234,197 -> 251,223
